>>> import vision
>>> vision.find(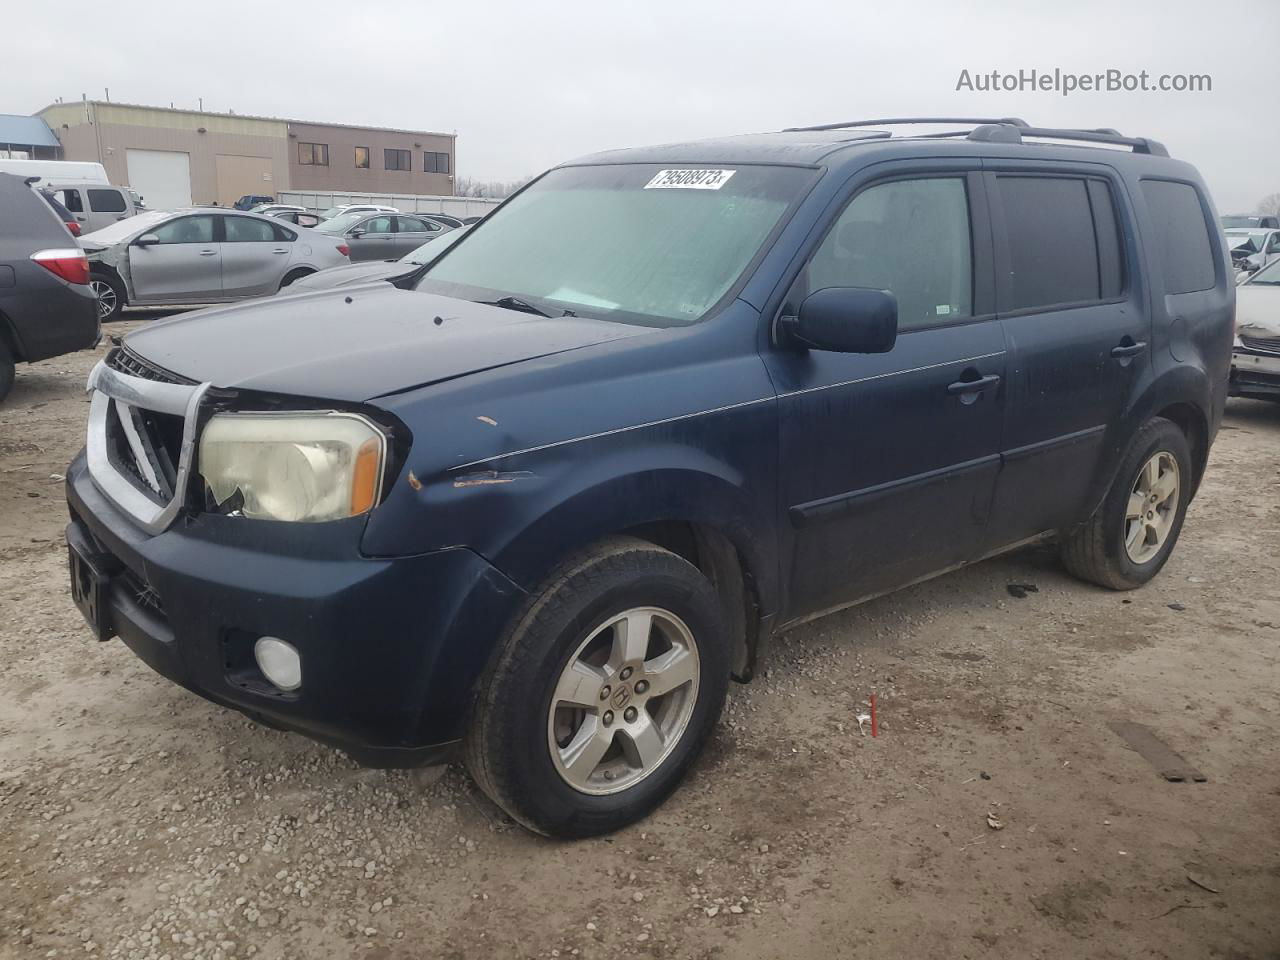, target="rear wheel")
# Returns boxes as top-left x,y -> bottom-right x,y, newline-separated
464,537 -> 730,837
1060,417 -> 1193,590
89,273 -> 124,322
